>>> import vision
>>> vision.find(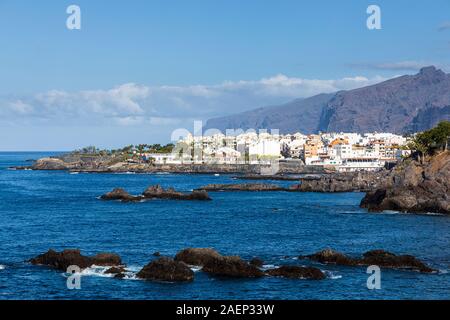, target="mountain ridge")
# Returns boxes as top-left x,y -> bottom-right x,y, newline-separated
205,66 -> 450,134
